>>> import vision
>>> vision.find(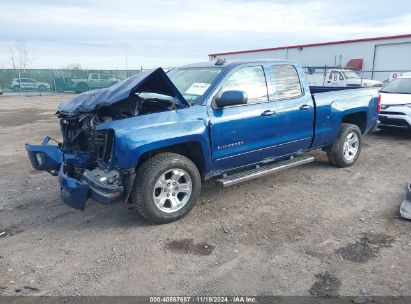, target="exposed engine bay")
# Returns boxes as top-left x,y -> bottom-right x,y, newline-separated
25,67 -> 189,210
58,93 -> 179,164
